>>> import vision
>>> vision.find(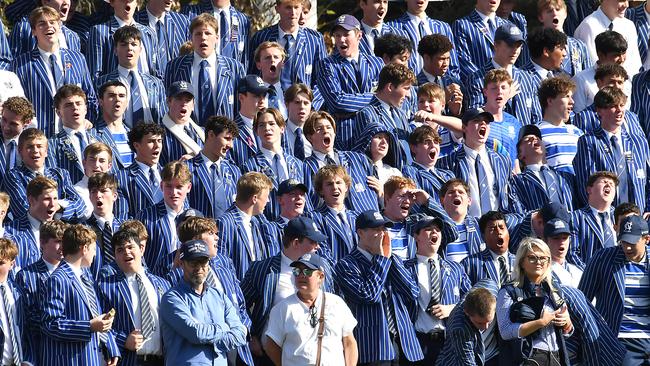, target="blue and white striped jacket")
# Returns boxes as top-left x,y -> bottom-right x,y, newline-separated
631,70 -> 650,137
15,258 -> 51,365
134,9 -> 190,74
570,205 -> 615,265
310,207 -> 358,264
0,26 -> 12,70
626,4 -> 650,70
507,167 -> 577,213
403,164 -> 456,205
186,154 -> 240,219
461,248 -> 515,286
136,201 -> 187,276
10,17 -> 81,56
115,163 -> 162,220
49,129 -> 98,184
